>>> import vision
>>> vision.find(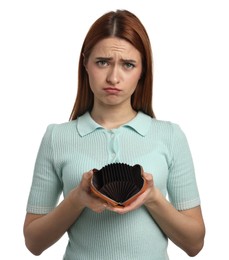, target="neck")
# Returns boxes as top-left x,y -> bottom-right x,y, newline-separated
91,104 -> 137,129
